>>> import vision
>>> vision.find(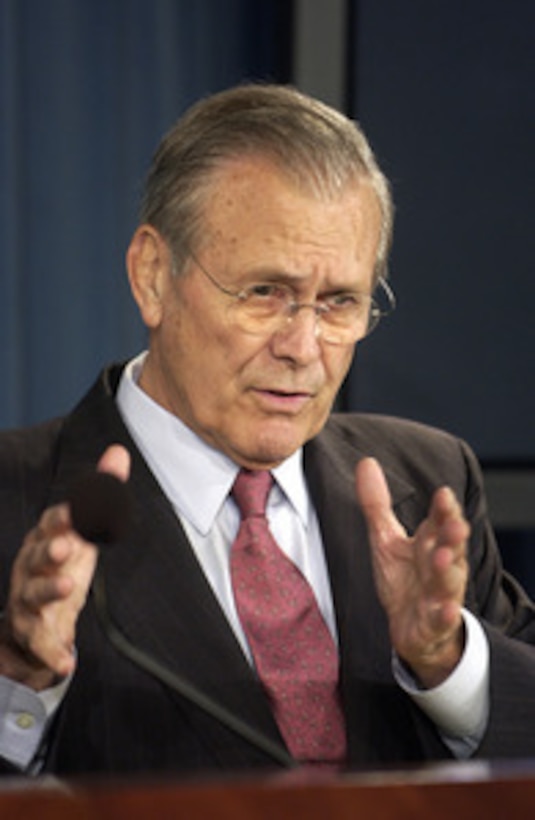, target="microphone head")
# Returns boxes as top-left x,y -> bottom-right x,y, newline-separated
68,471 -> 132,544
